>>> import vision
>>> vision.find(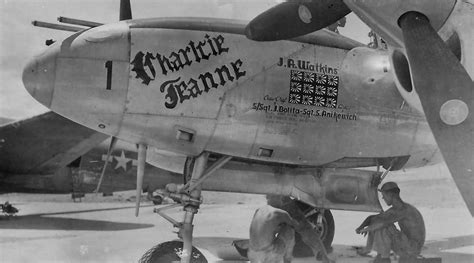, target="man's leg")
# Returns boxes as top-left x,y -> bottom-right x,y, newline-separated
372,229 -> 392,258
388,227 -> 422,262
357,231 -> 375,255
371,225 -> 395,259
286,207 -> 332,262
269,197 -> 332,262
278,224 -> 295,263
